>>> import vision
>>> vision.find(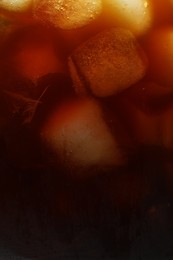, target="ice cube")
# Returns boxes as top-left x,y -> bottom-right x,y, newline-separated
41,98 -> 127,177
33,0 -> 102,29
103,0 -> 152,35
0,0 -> 32,12
68,28 -> 147,97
